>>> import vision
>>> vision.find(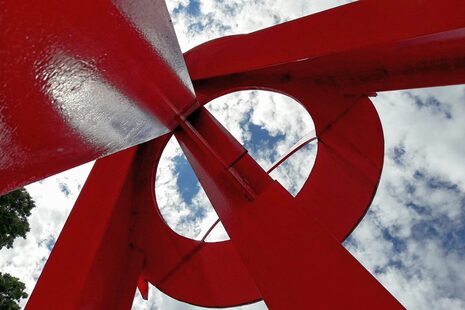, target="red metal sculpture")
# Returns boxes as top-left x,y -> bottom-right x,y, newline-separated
1,0 -> 464,308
